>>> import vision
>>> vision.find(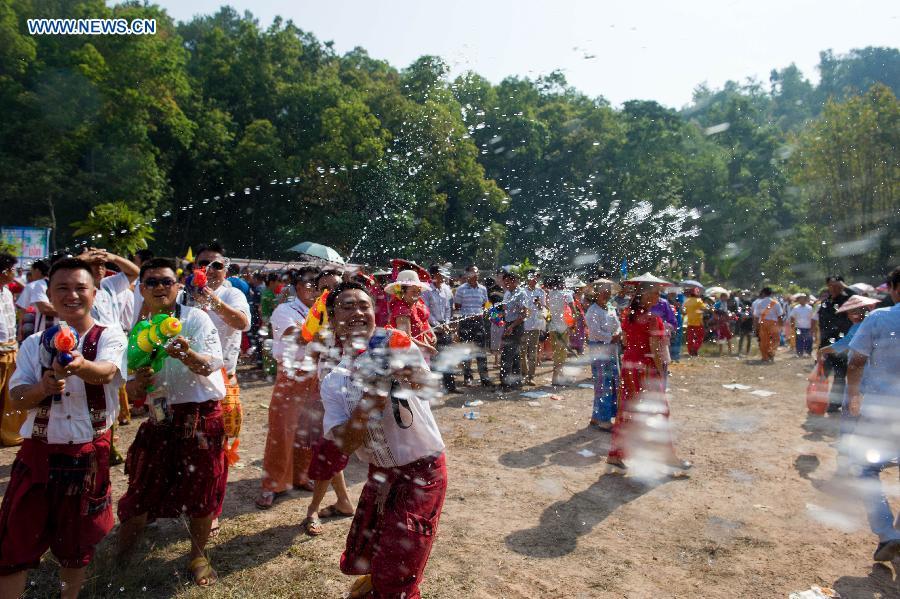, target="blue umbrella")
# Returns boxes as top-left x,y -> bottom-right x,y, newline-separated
287,241 -> 345,264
